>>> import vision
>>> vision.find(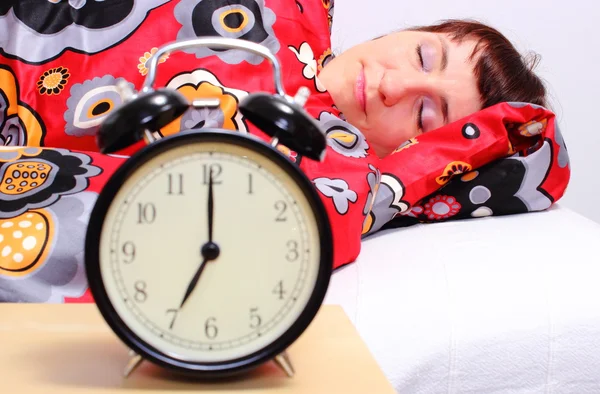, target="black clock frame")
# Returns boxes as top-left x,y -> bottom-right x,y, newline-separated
84,128 -> 334,378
